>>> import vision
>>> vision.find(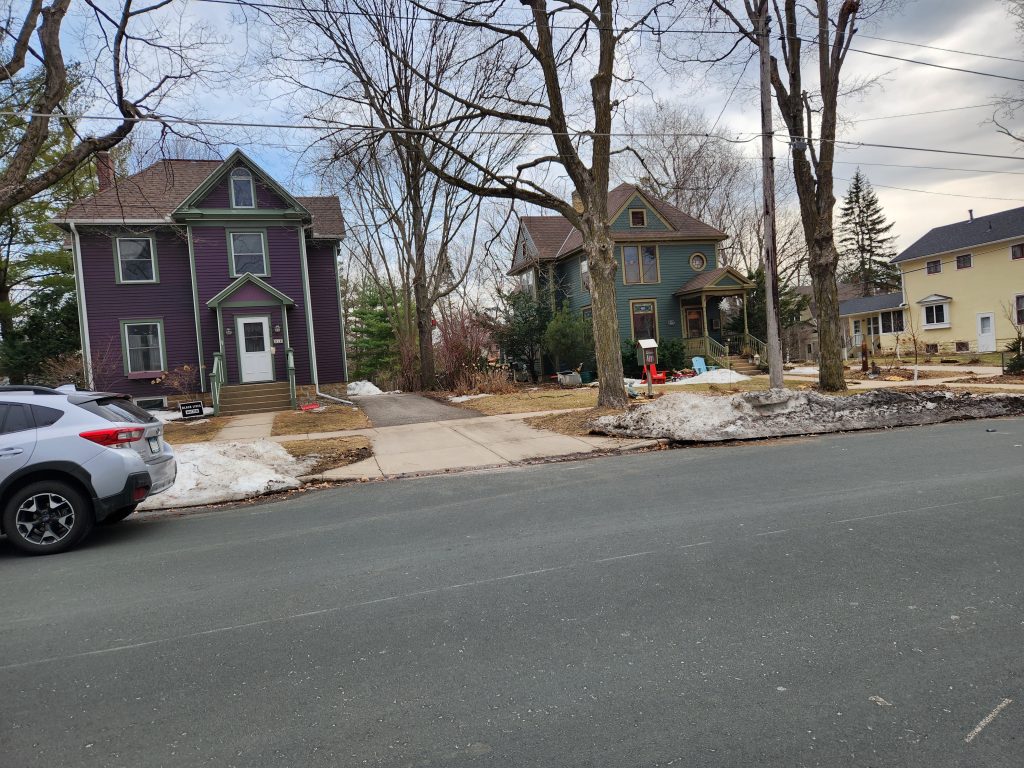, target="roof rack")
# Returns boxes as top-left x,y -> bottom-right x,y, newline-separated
0,385 -> 63,395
